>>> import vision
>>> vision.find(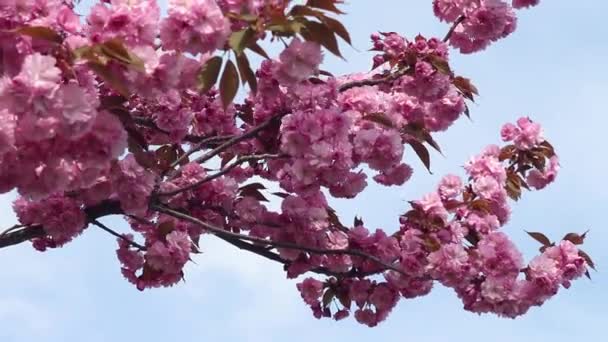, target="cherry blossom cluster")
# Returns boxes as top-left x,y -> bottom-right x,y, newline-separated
0,0 -> 591,327
296,119 -> 588,326
433,0 -> 541,53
